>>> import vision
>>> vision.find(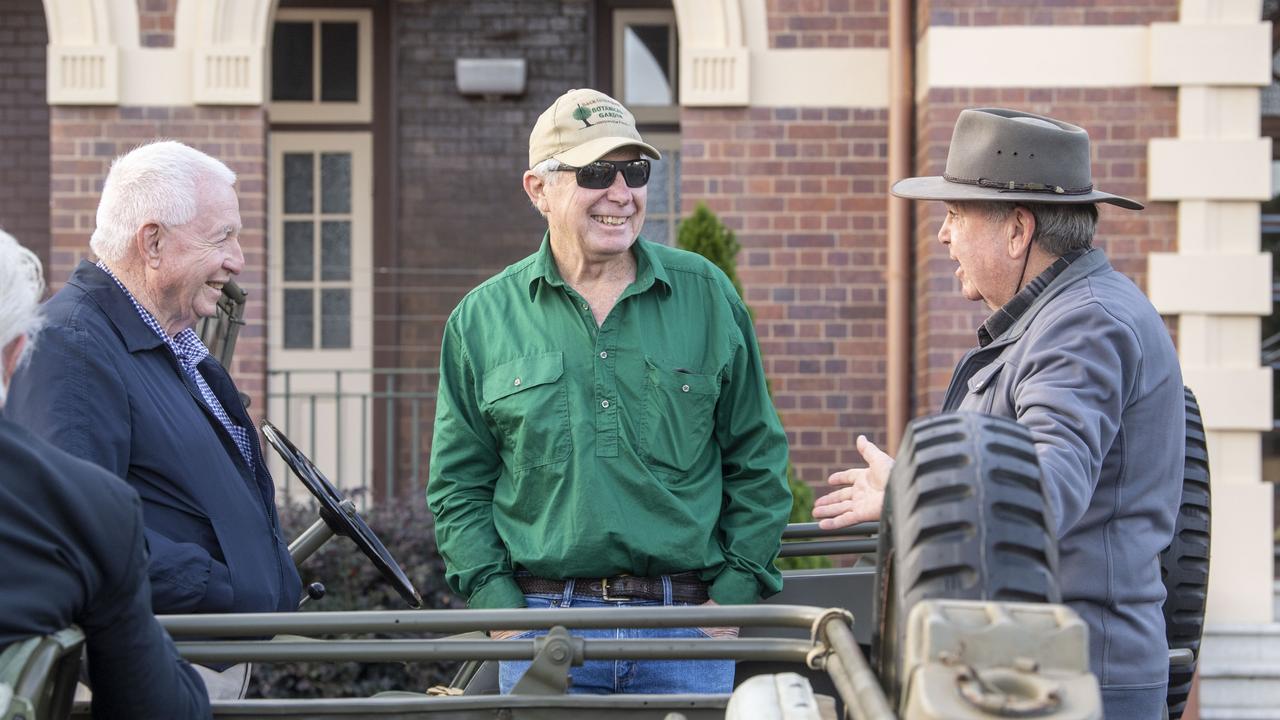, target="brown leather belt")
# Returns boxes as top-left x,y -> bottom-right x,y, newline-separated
516,572 -> 709,604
